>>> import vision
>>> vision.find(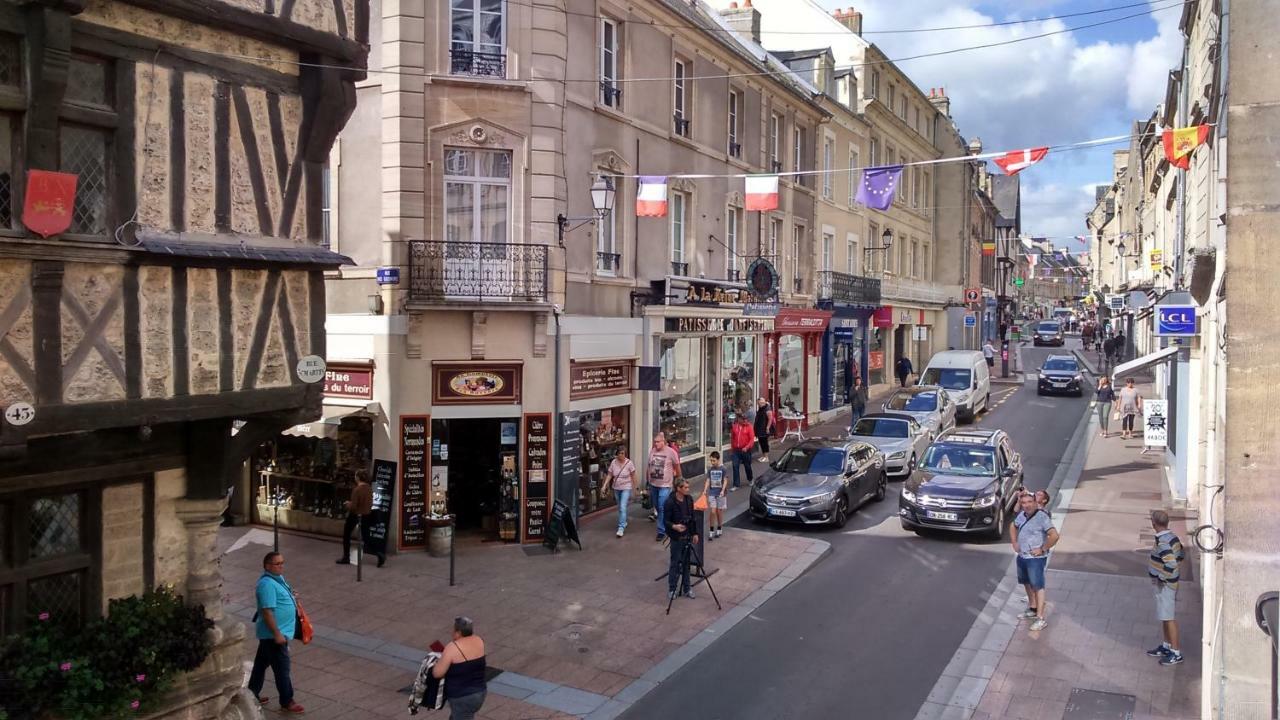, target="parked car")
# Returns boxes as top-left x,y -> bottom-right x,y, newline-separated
1033,320 -> 1065,346
1037,354 -> 1085,396
848,413 -> 931,478
882,385 -> 957,439
918,350 -> 991,422
749,440 -> 888,528
898,428 -> 1025,539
